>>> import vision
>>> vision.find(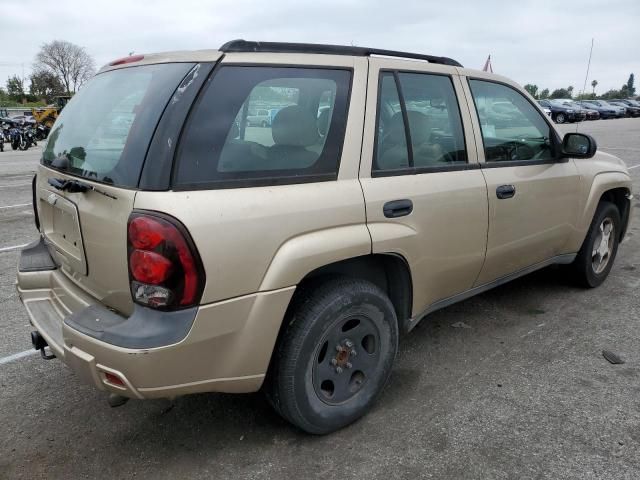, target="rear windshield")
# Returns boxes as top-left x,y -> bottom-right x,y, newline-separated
42,63 -> 195,187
